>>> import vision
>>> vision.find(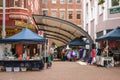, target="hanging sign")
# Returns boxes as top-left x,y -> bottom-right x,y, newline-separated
15,20 -> 35,30
110,7 -> 120,14
0,29 -> 20,38
38,31 -> 43,37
